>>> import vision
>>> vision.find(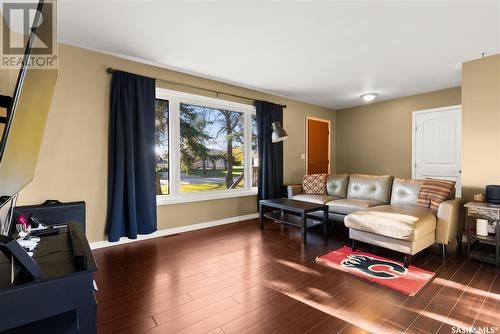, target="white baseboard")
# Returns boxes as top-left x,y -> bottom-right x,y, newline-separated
89,213 -> 259,250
